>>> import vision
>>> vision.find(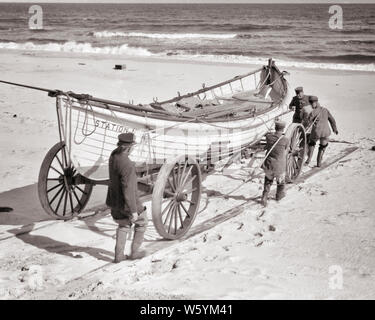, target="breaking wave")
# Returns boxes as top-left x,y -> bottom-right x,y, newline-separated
92,31 -> 238,39
167,53 -> 375,72
1,41 -> 374,72
0,41 -> 153,56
